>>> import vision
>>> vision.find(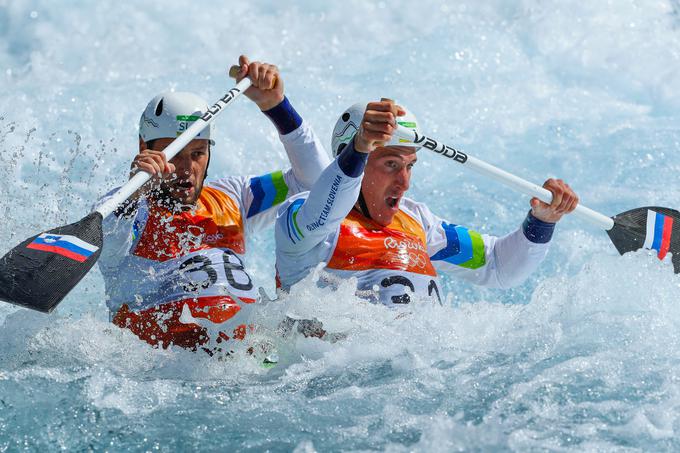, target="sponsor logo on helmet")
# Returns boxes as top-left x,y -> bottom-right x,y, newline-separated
395,121 -> 418,145
333,120 -> 359,143
142,113 -> 159,128
176,115 -> 200,135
